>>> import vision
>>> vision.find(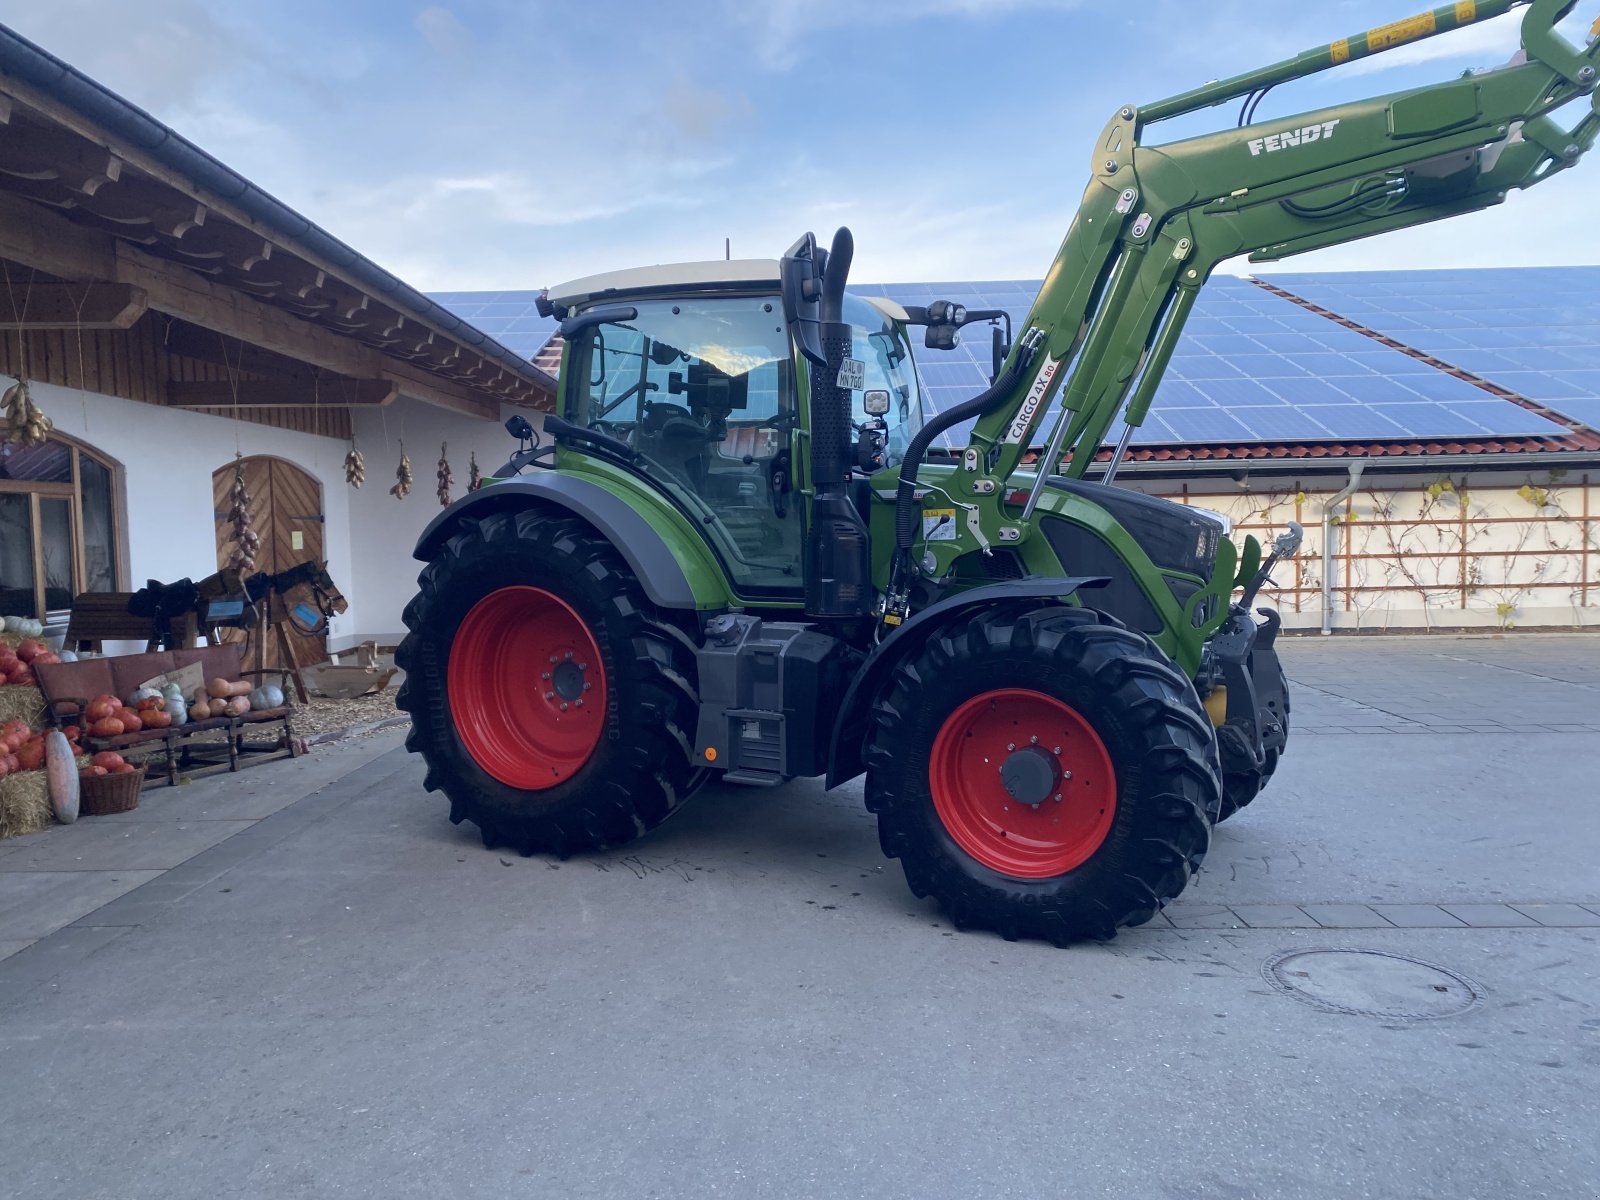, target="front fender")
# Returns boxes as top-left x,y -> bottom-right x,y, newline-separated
824,576 -> 1107,789
414,473 -> 702,609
